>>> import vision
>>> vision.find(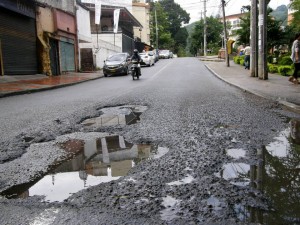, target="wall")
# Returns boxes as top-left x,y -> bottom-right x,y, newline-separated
77,5 -> 92,43
132,3 -> 150,45
37,0 -> 75,14
38,7 -> 55,33
80,34 -> 122,69
54,9 -> 76,34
